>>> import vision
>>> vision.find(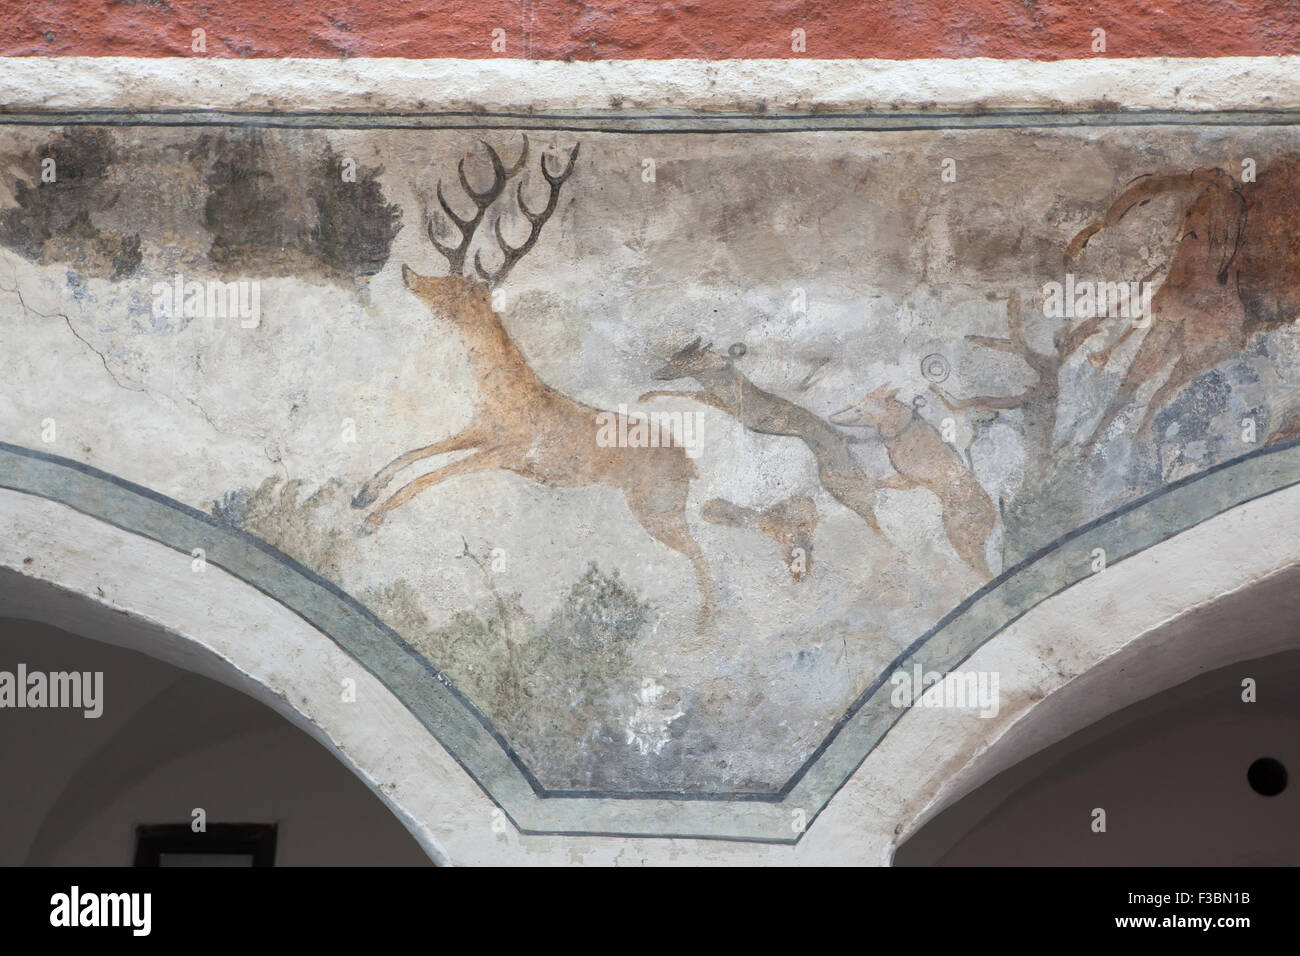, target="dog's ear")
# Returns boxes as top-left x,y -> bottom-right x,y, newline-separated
827,402 -> 860,425
671,336 -> 703,360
